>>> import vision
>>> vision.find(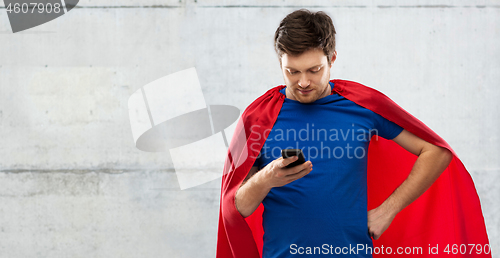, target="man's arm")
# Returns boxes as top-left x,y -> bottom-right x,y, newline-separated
368,129 -> 453,240
234,166 -> 263,218
235,157 -> 312,218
